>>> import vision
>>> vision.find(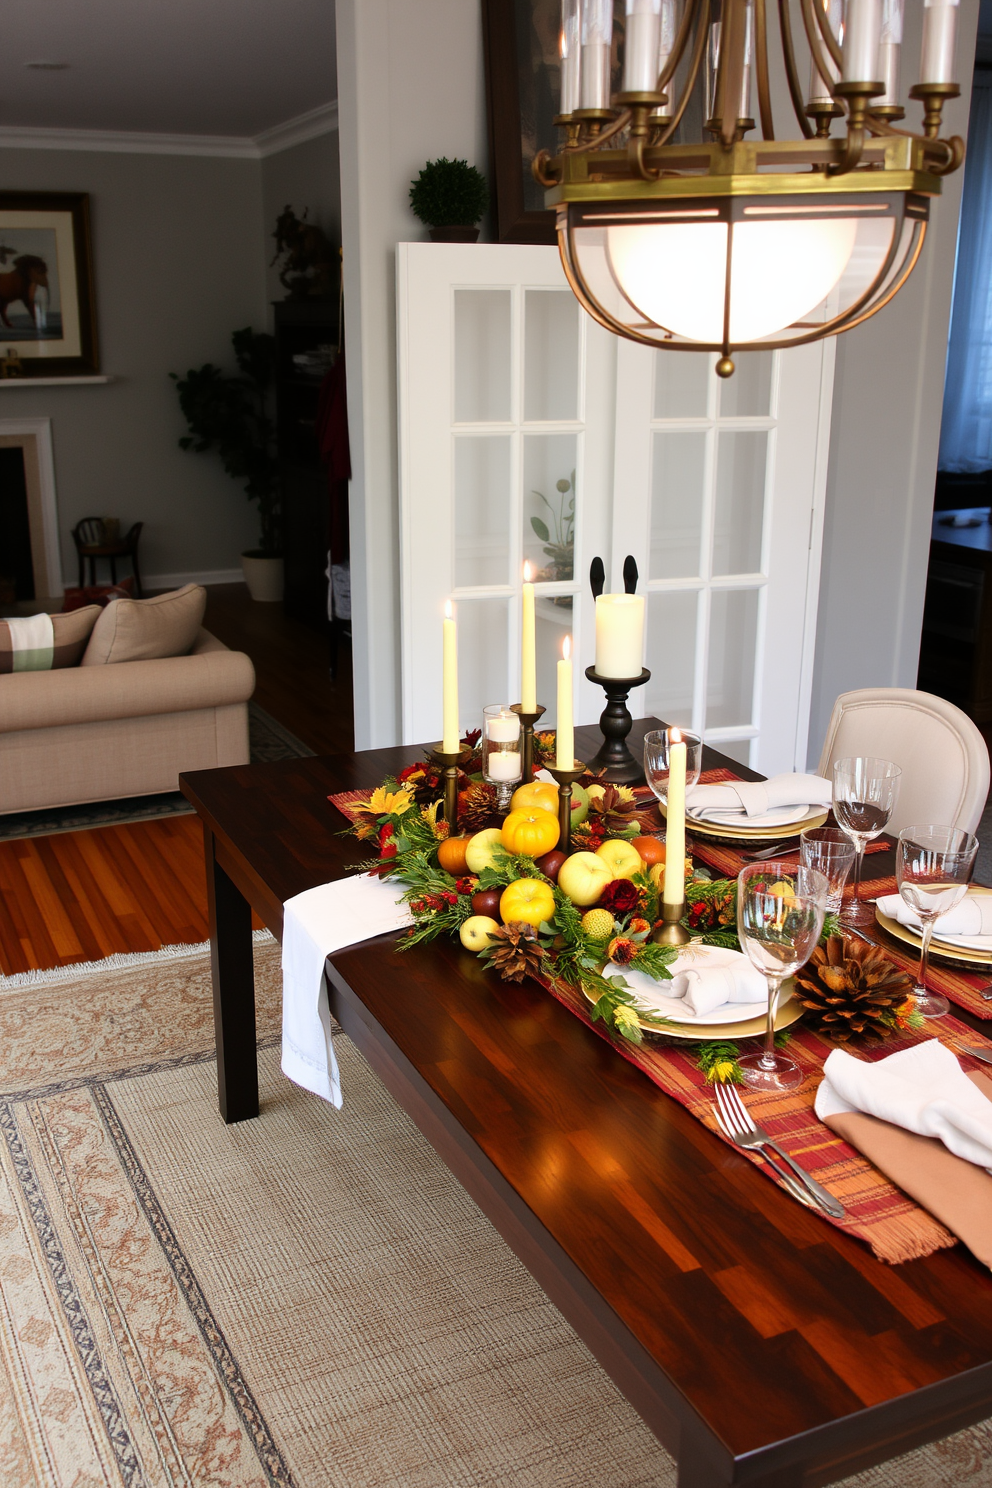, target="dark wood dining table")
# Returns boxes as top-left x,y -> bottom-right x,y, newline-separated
180,718 -> 992,1488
